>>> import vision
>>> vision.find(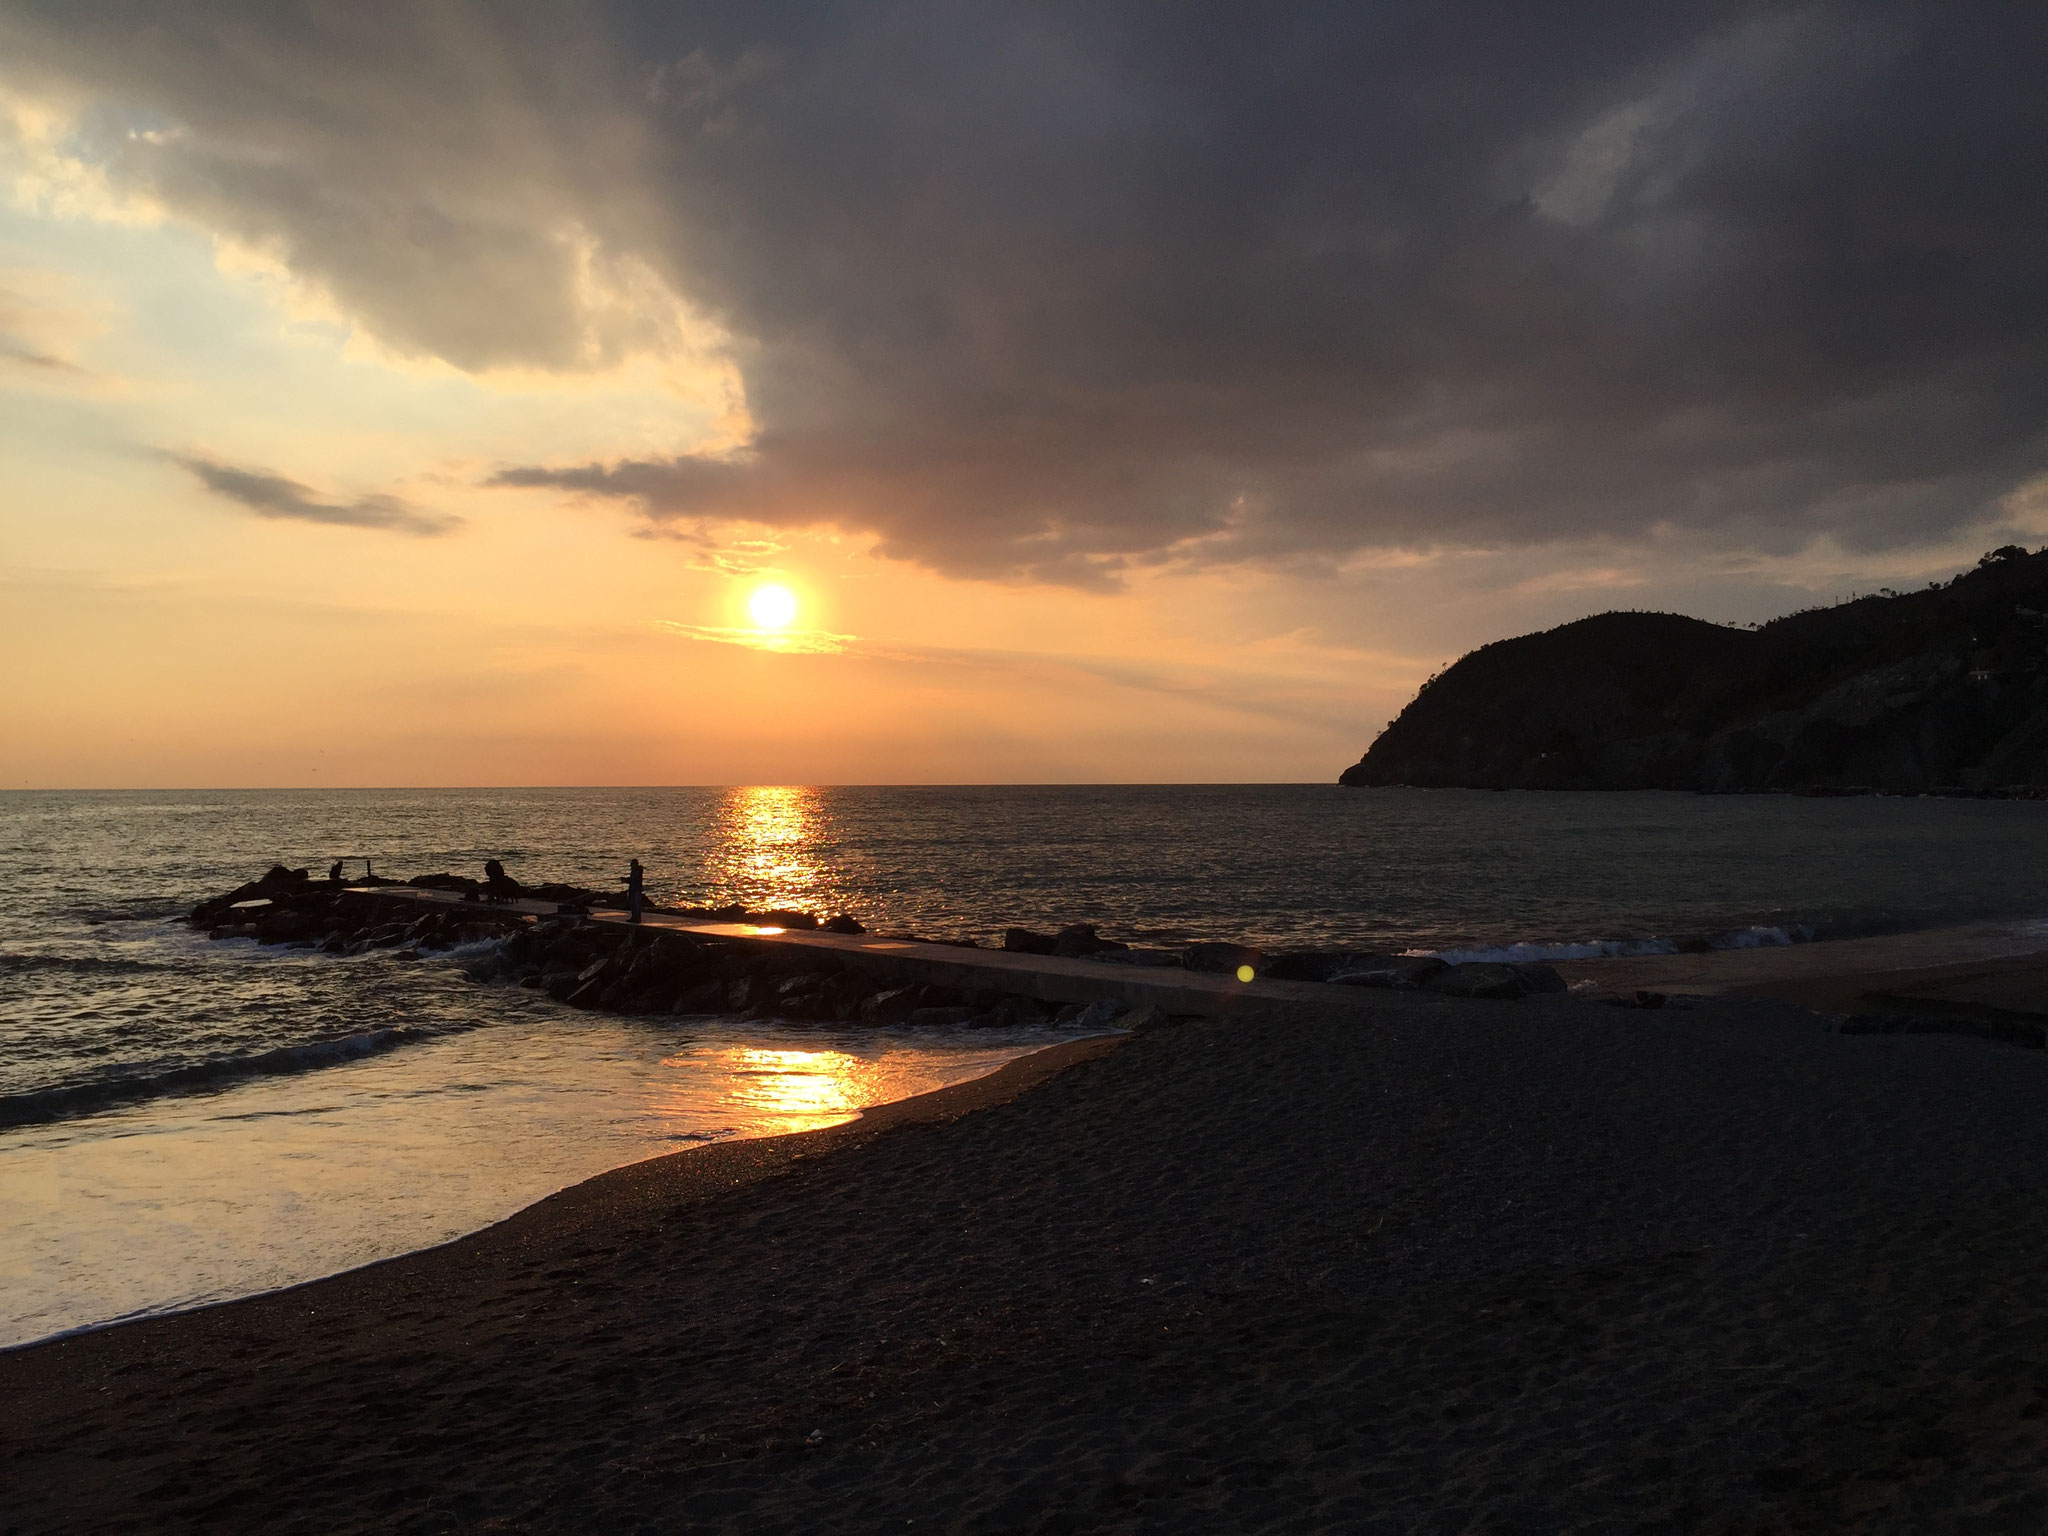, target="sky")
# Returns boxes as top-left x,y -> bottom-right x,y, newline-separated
3,1 -> 2045,787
